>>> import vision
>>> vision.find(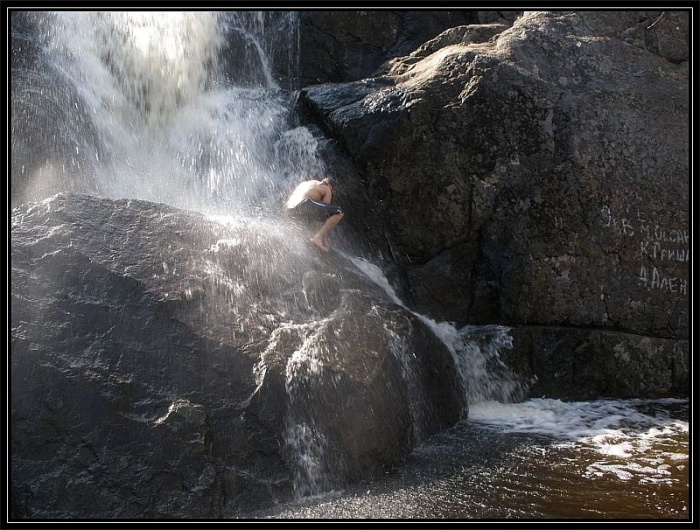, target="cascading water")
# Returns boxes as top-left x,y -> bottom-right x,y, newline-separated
12,10 -> 331,500
249,254 -> 689,519
345,254 -> 529,406
284,333 -> 337,498
11,11 -> 317,214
